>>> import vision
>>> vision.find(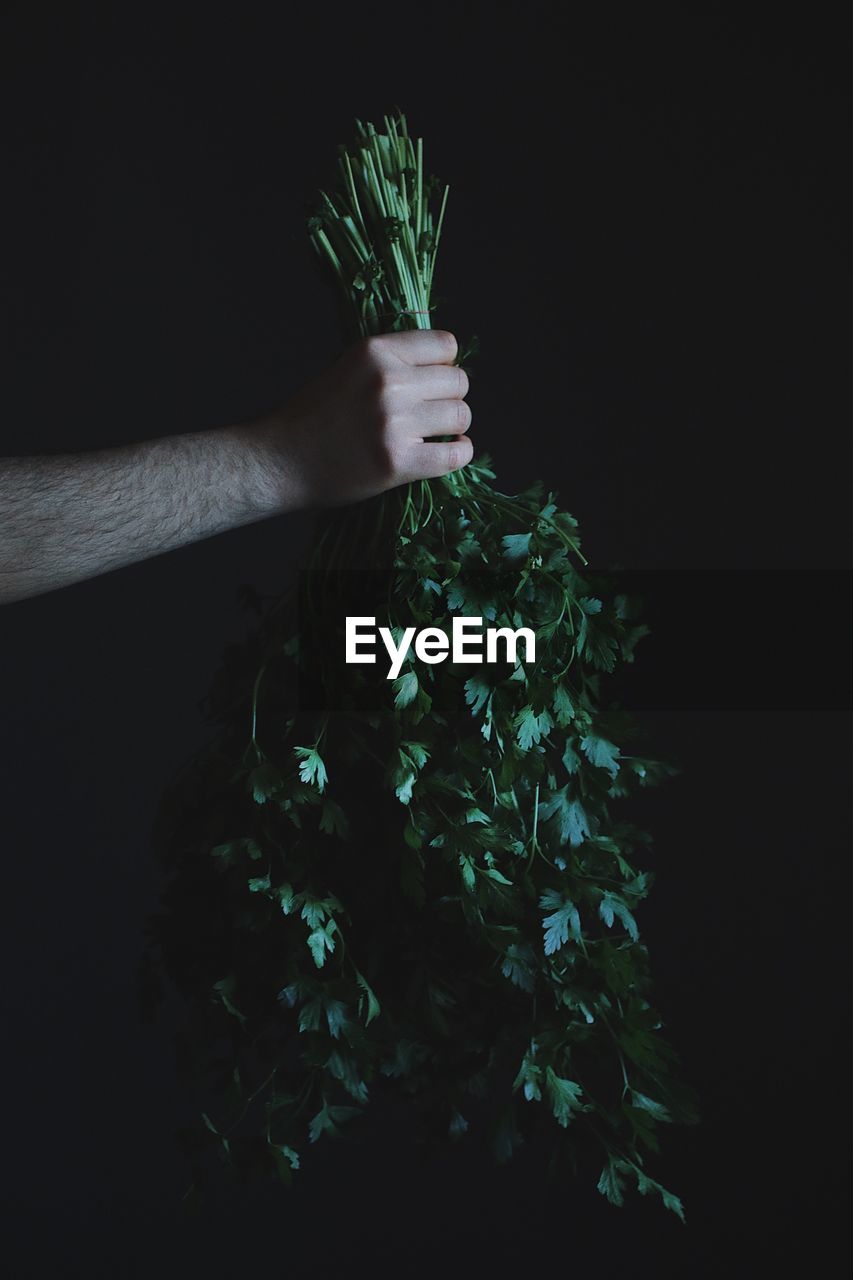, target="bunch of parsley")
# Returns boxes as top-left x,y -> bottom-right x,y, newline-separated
146,112 -> 697,1218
